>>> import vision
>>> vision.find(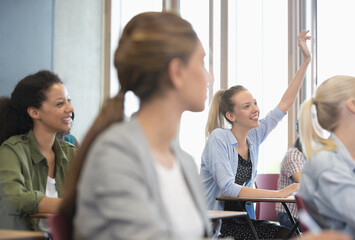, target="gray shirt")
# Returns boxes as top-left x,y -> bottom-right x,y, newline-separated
74,118 -> 211,240
299,133 -> 355,236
